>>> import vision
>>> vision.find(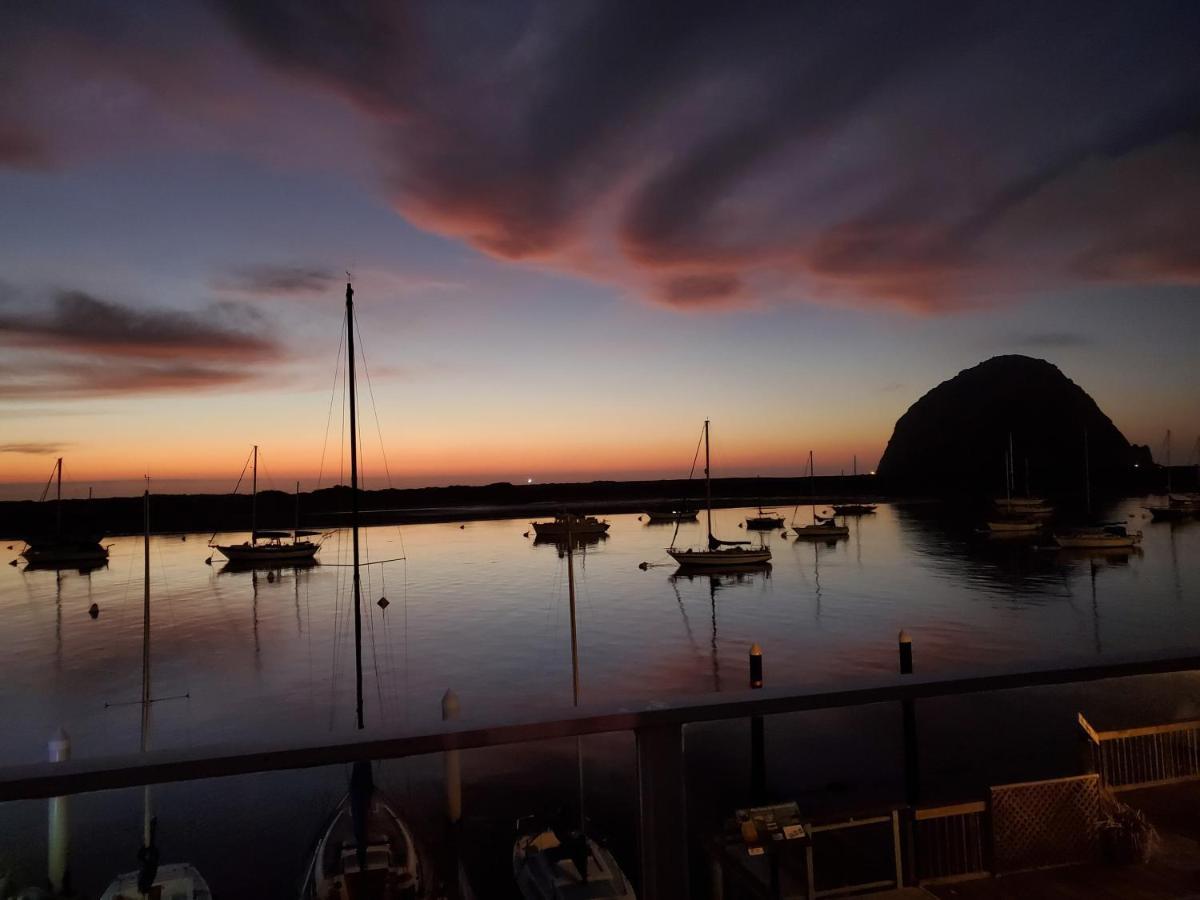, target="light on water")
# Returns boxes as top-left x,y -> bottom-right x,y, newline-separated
1,499 -> 1198,896
2,500 -> 1197,765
